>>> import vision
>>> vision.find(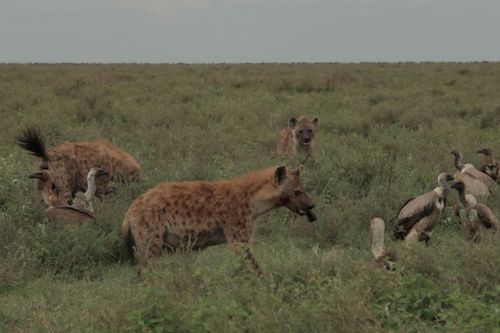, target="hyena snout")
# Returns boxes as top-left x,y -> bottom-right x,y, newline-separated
297,130 -> 314,145
302,200 -> 317,222
299,195 -> 315,211
301,195 -> 317,222
290,194 -> 317,222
